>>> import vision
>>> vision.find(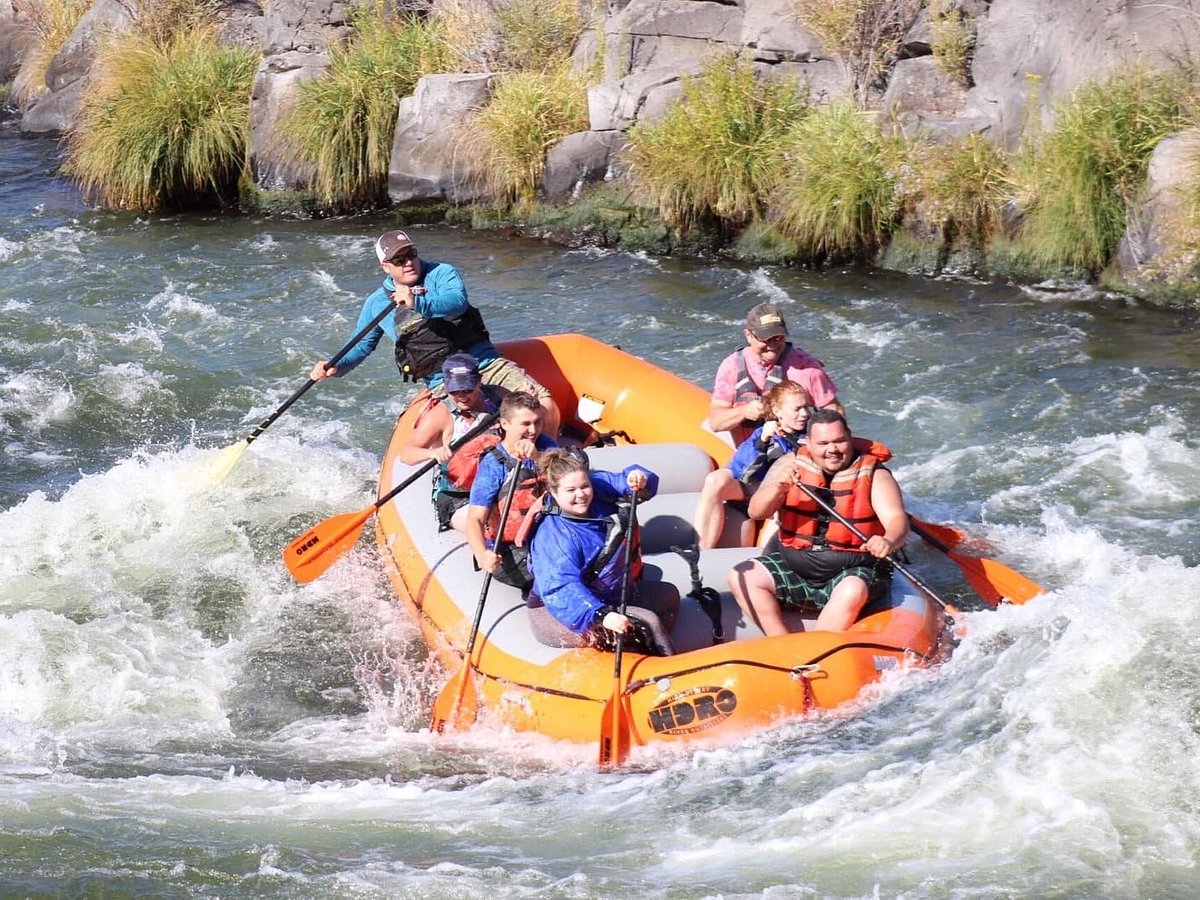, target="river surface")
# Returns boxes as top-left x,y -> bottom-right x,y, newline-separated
3,121 -> 1200,897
